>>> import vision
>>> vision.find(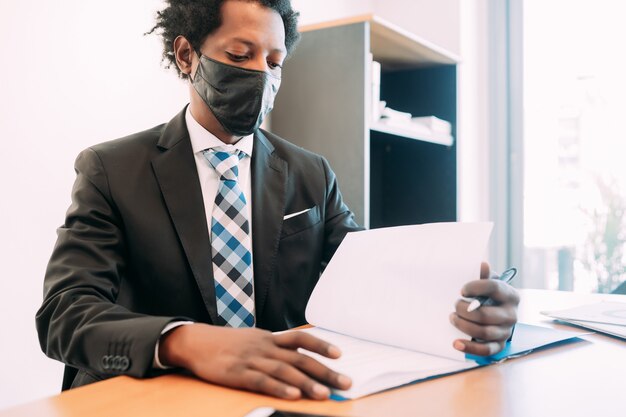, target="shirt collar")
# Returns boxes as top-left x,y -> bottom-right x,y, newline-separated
185,105 -> 254,157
